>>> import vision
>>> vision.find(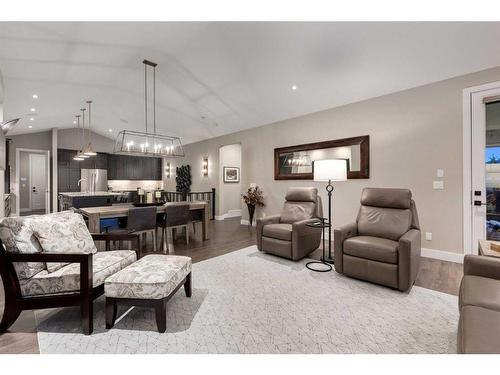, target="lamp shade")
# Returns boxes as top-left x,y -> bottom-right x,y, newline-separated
313,159 -> 347,182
